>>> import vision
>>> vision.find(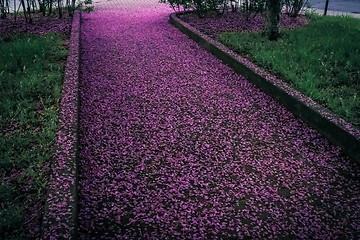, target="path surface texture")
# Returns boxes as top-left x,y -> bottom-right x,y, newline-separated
78,0 -> 360,238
